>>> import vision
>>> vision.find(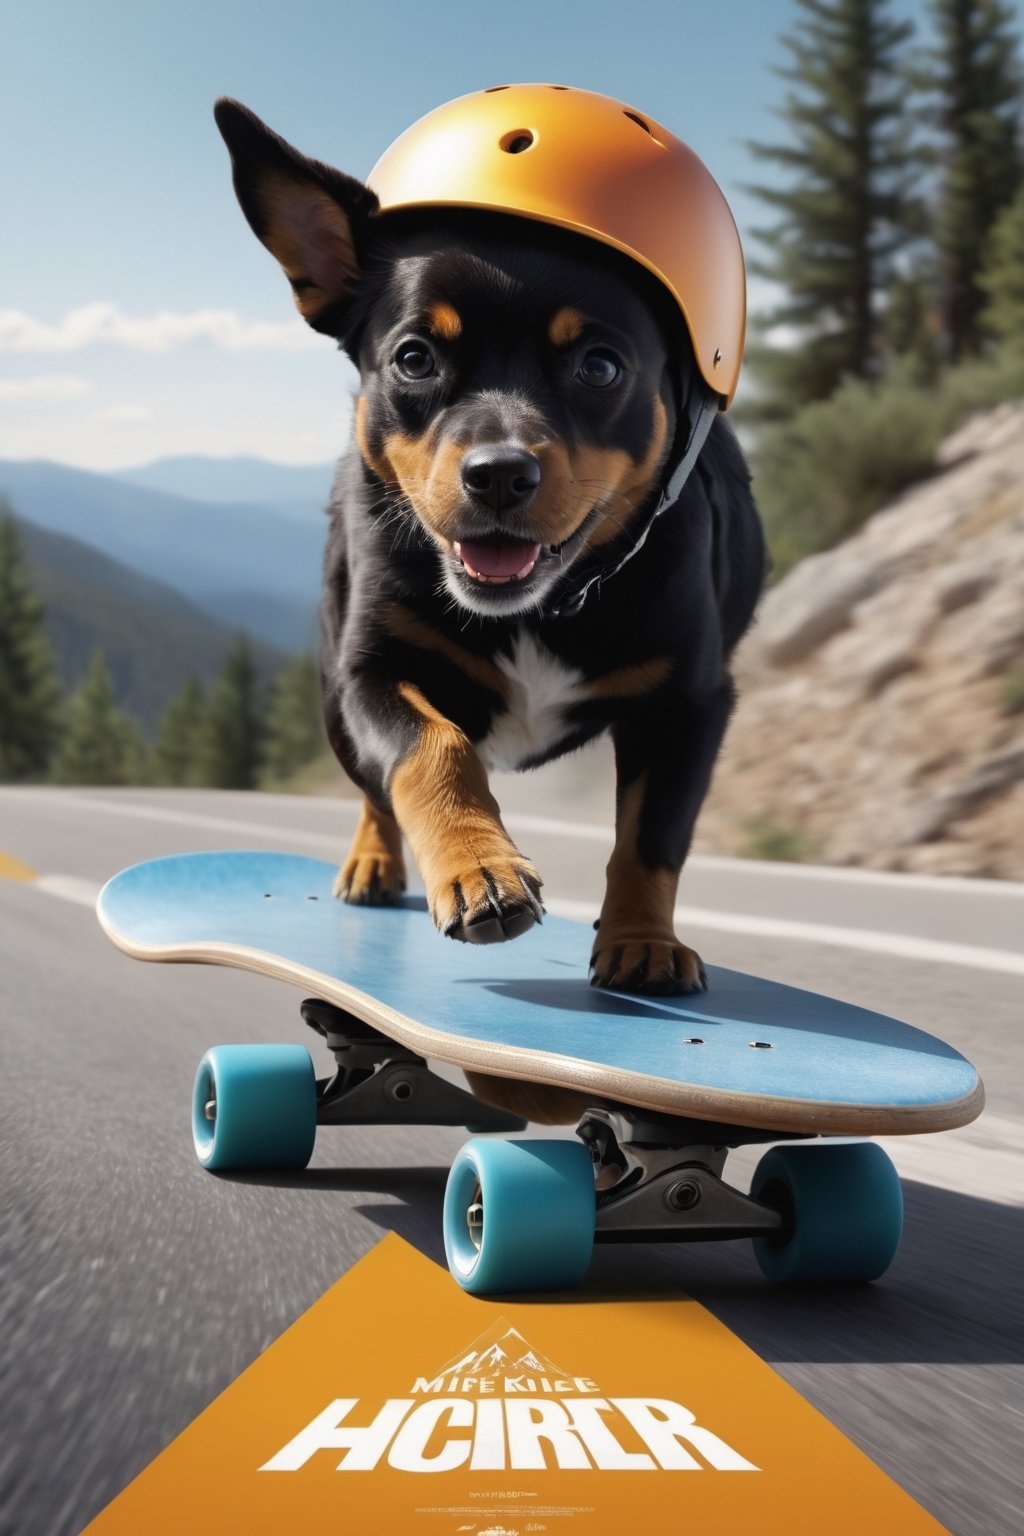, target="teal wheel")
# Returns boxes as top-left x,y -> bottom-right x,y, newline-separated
751,1141 -> 903,1283
444,1138 -> 595,1295
192,1044 -> 317,1171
